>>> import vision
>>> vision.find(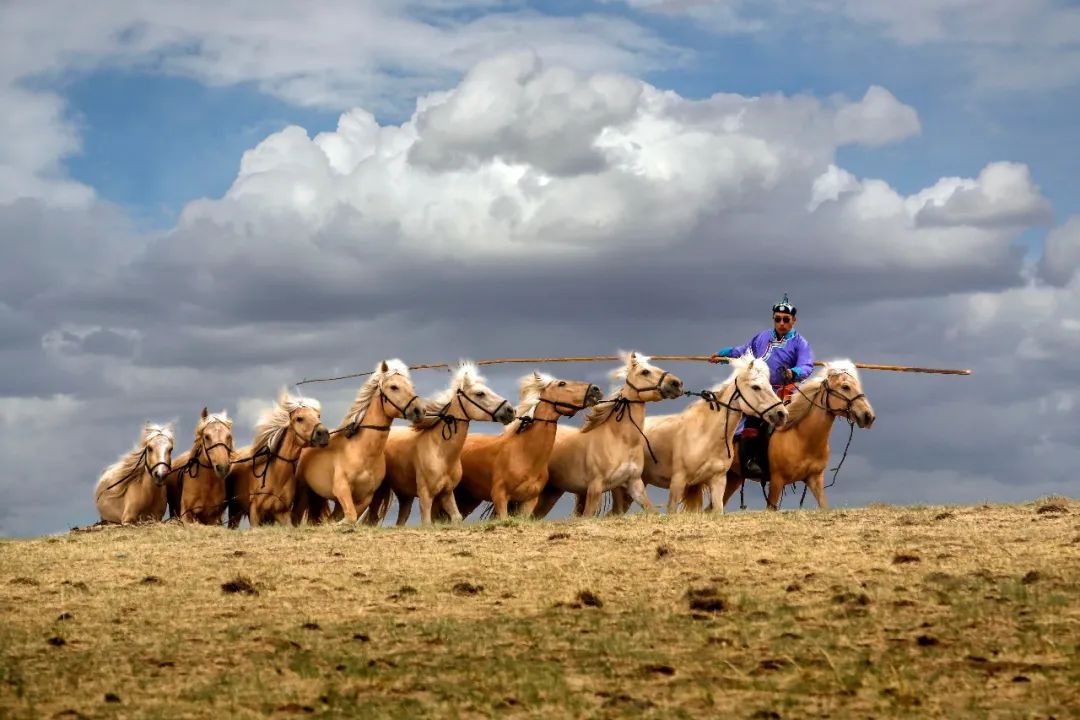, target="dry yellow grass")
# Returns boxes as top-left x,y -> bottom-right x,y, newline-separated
2,500 -> 1078,719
